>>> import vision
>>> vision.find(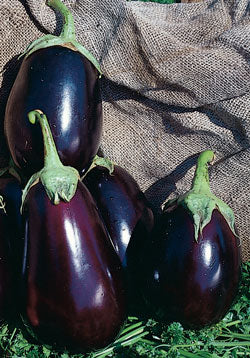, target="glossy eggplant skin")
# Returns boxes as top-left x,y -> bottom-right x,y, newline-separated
83,165 -> 154,268
5,46 -> 102,175
0,176 -> 23,318
138,206 -> 241,329
22,181 -> 126,352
